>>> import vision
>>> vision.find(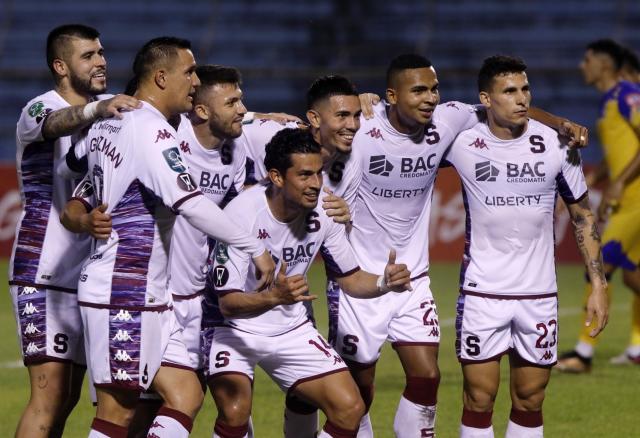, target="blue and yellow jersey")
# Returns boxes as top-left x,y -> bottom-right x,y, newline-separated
597,80 -> 640,205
